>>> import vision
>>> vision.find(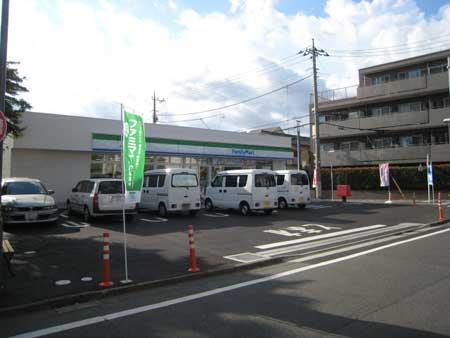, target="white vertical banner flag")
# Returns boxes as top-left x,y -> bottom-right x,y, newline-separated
122,109 -> 146,204
379,163 -> 390,187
